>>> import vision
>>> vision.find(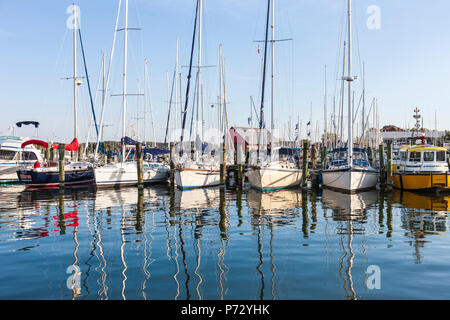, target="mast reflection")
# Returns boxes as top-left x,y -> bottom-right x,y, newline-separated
321,188 -> 378,300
